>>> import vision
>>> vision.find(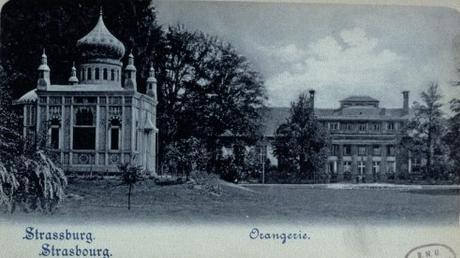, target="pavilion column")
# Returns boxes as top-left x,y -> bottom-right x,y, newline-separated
337,144 -> 344,181
367,145 -> 373,182
381,144 -> 387,181
351,145 -> 358,181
